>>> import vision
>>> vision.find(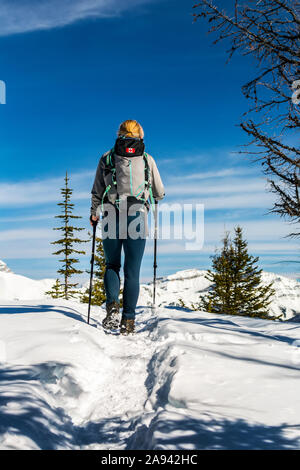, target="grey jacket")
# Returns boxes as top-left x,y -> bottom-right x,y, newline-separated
91,151 -> 165,216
